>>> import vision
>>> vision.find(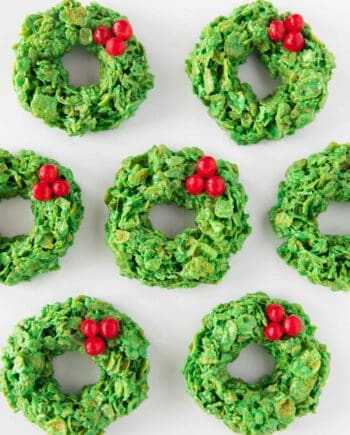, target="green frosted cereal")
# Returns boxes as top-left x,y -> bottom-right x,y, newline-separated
0,149 -> 83,285
183,292 -> 330,434
13,0 -> 154,136
270,142 -> 350,291
186,0 -> 335,145
105,145 -> 251,288
0,295 -> 149,434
